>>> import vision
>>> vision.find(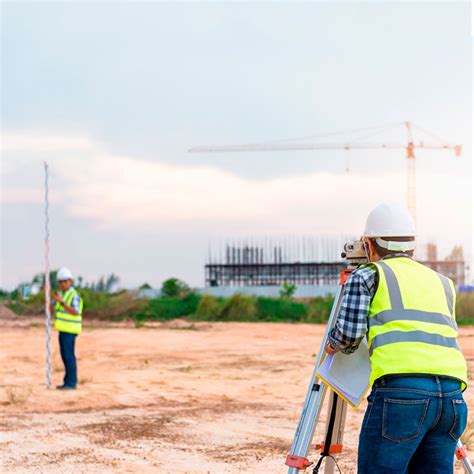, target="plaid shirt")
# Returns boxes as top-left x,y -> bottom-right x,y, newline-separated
328,265 -> 377,353
328,255 -> 414,353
